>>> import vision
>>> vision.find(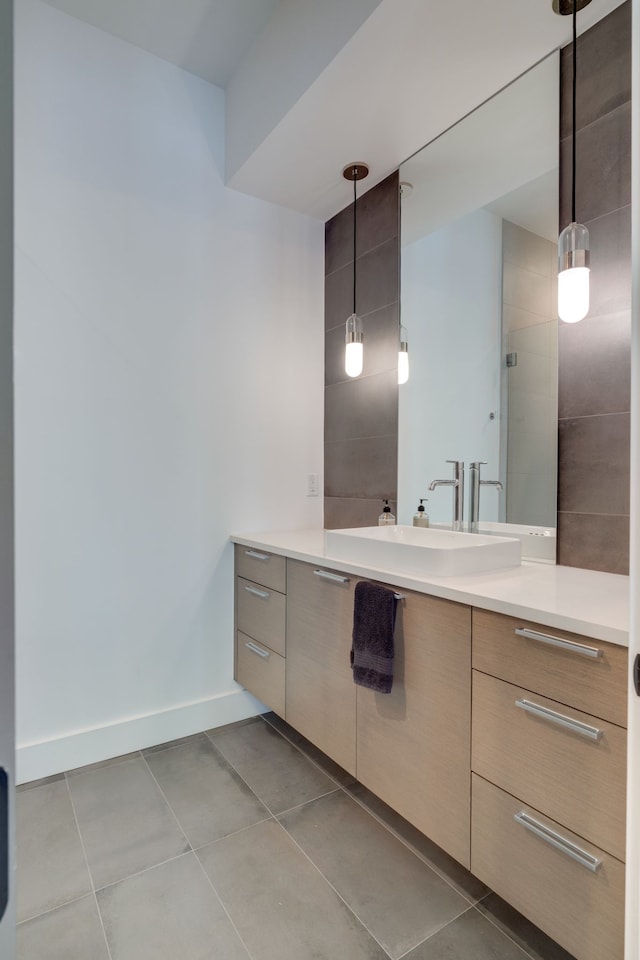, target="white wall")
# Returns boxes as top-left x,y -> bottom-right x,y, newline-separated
0,0 -> 15,952
398,208 -> 502,525
14,0 -> 324,782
